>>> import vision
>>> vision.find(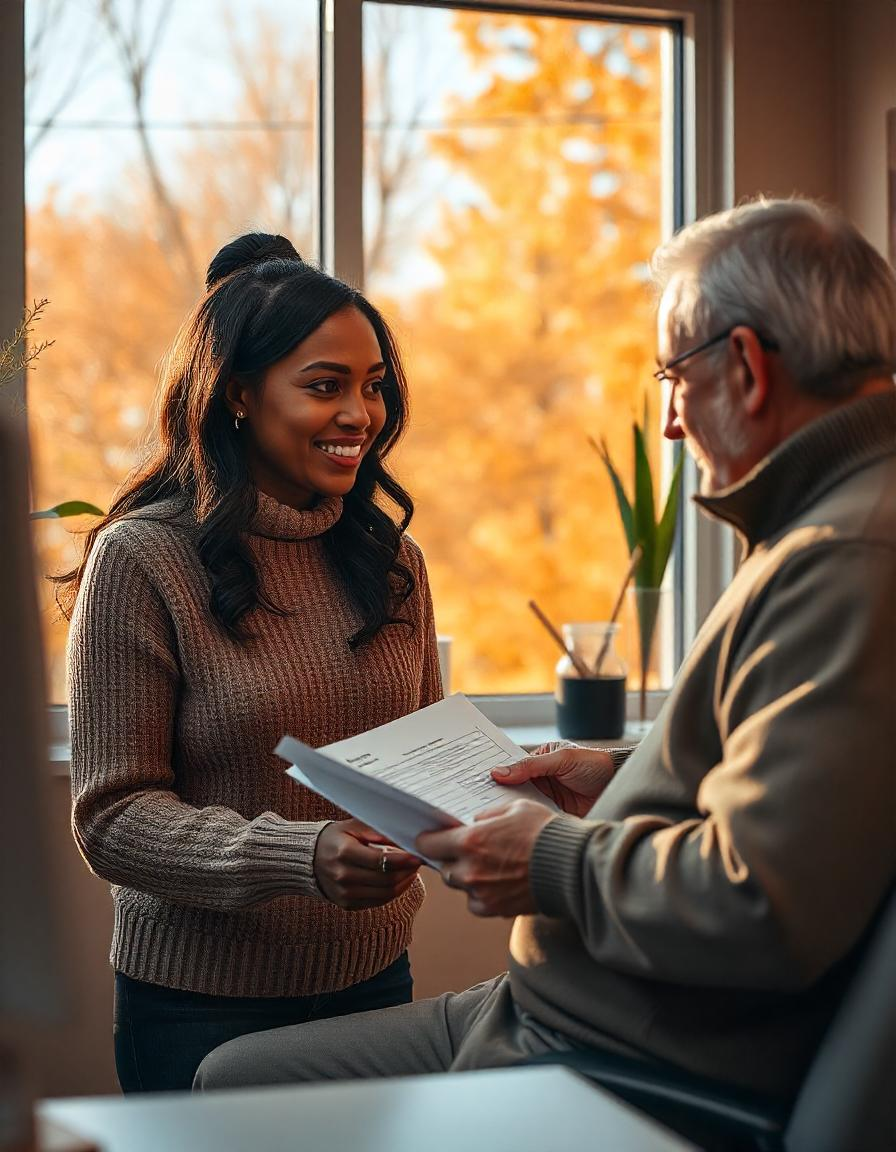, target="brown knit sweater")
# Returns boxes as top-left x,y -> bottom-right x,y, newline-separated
68,491 -> 442,997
